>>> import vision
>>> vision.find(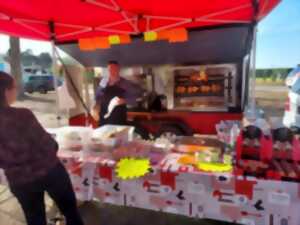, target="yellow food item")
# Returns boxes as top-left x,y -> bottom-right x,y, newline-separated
178,155 -> 197,165
197,162 -> 232,172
